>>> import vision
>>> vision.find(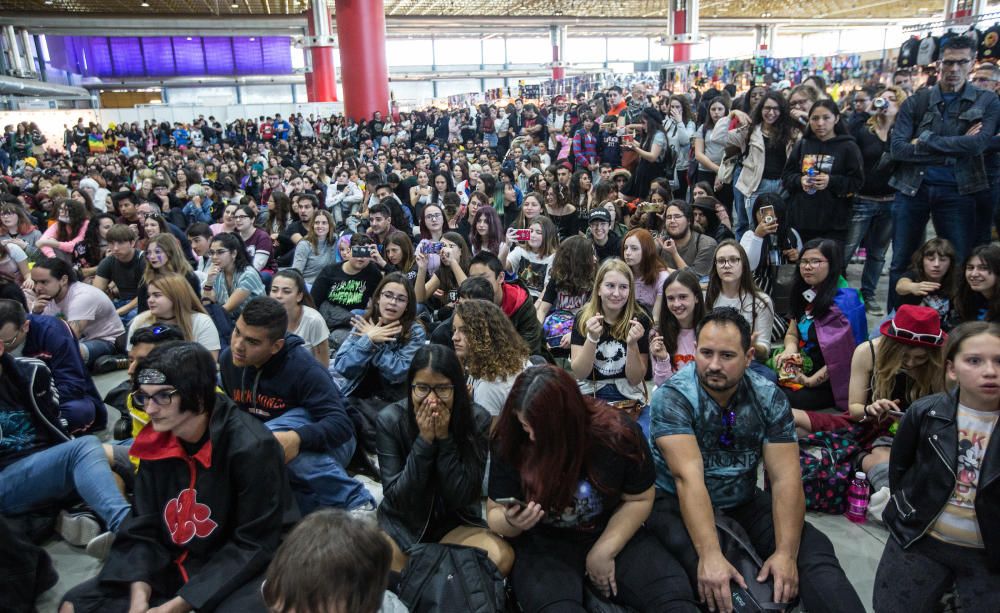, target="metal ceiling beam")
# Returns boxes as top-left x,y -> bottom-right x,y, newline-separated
0,74 -> 91,98
0,13 -> 308,37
